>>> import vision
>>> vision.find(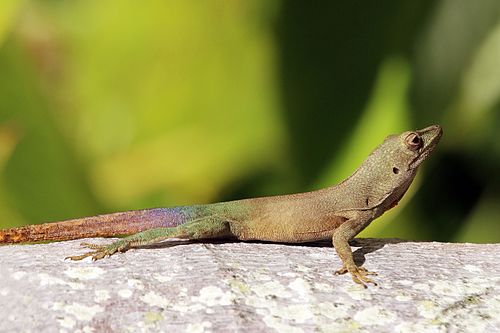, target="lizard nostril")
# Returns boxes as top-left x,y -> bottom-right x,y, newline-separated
393,167 -> 399,174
